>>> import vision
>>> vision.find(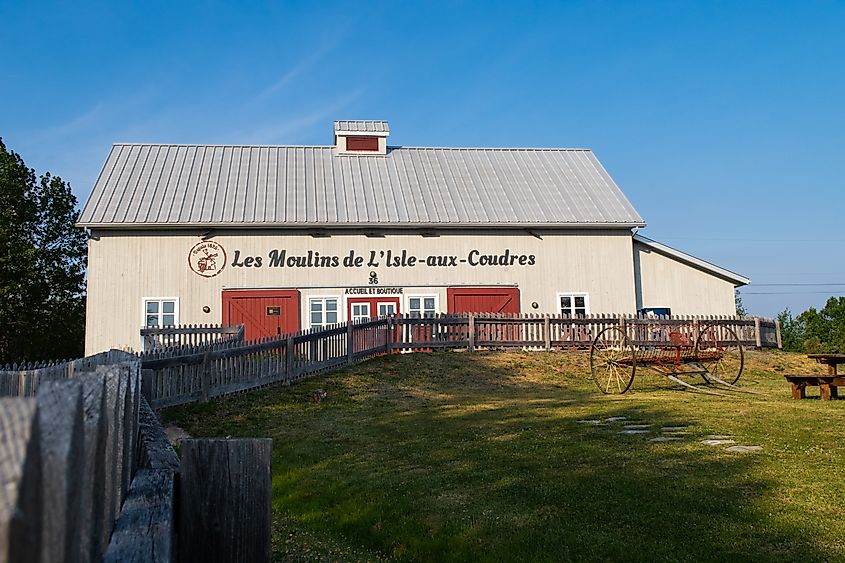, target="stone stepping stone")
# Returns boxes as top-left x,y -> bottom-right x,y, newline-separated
661,426 -> 688,432
701,439 -> 736,446
623,424 -> 651,429
702,435 -> 732,440
650,436 -> 682,442
577,419 -> 603,424
725,445 -> 763,453
620,429 -> 650,434
604,416 -> 627,422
